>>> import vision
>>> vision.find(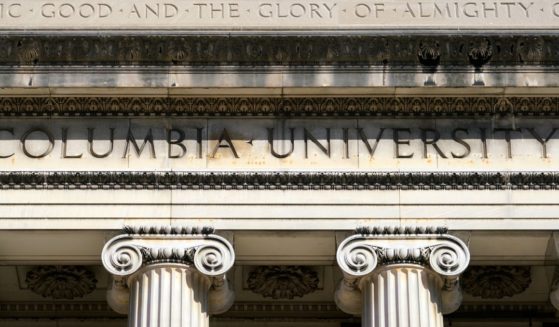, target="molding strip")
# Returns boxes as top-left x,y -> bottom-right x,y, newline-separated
1,171 -> 558,191
0,301 -> 554,319
0,97 -> 558,116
